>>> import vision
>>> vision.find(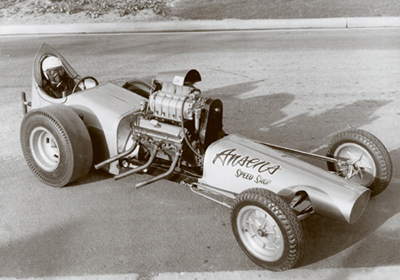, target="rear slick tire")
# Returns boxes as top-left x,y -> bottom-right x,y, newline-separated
20,105 -> 93,188
231,188 -> 303,271
122,79 -> 155,99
